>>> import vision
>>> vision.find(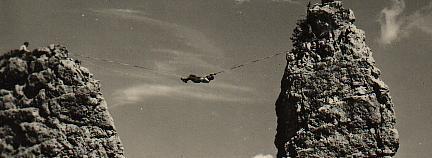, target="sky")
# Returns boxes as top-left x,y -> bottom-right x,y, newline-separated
0,0 -> 431,157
